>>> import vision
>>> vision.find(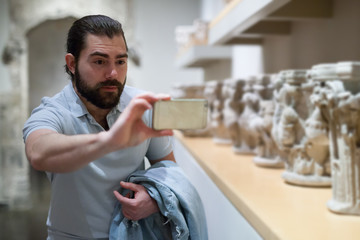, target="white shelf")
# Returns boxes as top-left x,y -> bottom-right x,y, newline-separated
175,45 -> 232,68
208,0 -> 332,45
175,132 -> 360,240
209,0 -> 290,45
173,138 -> 262,240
